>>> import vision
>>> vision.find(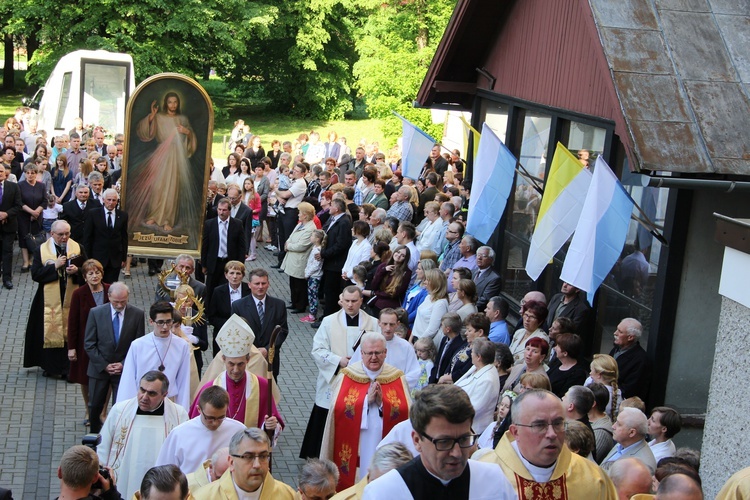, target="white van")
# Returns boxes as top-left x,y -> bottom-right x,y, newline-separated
23,49 -> 136,135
